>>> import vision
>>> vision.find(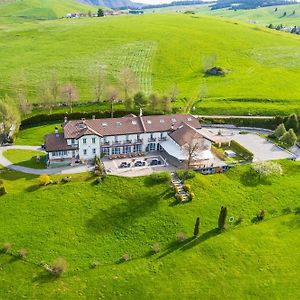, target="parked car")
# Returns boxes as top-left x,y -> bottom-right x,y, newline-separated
134,160 -> 146,167
150,159 -> 162,166
119,162 -> 131,168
